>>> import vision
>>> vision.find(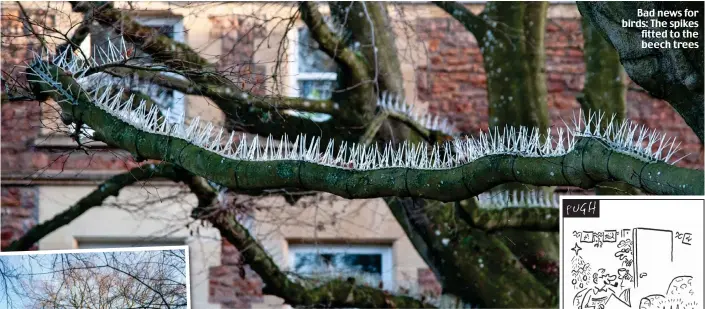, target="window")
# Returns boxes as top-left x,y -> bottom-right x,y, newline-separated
287,26 -> 338,122
76,237 -> 186,249
288,244 -> 394,290
129,16 -> 186,123
293,27 -> 338,100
